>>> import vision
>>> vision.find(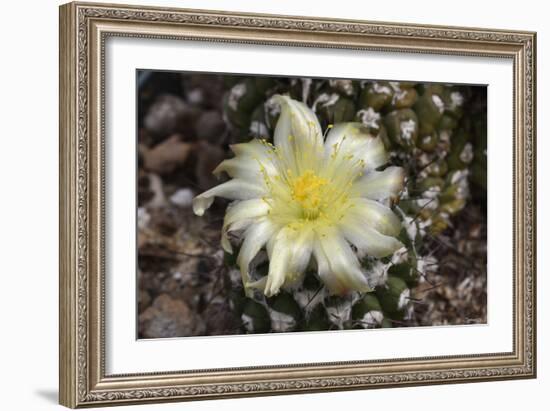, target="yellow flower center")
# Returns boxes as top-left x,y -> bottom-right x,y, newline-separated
290,170 -> 329,220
